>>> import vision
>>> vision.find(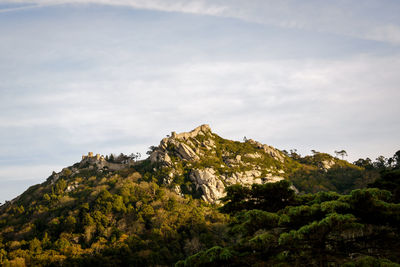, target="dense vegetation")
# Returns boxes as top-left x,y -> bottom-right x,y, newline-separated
147,128 -> 381,196
179,180 -> 400,266
0,168 -> 228,266
0,128 -> 398,266
176,150 -> 400,266
287,151 -> 381,194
